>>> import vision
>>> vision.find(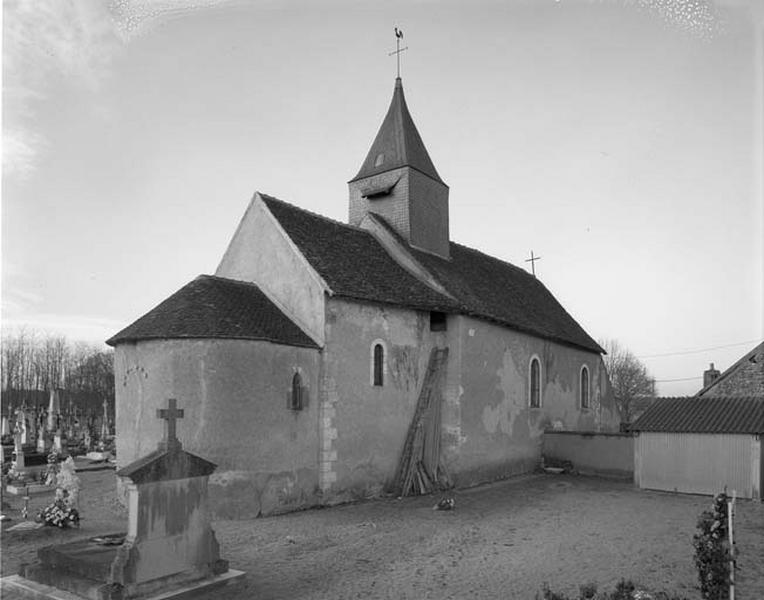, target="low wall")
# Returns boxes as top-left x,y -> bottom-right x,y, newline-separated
543,431 -> 634,479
